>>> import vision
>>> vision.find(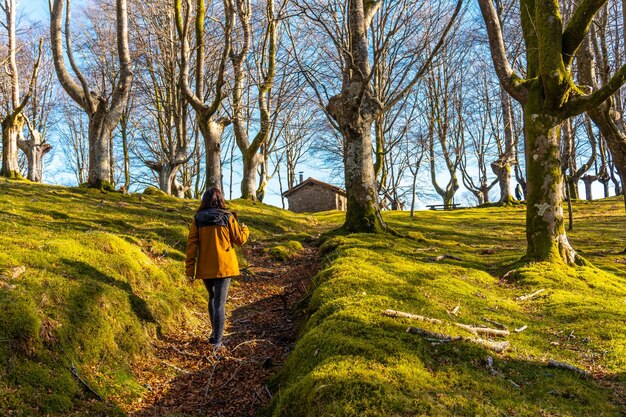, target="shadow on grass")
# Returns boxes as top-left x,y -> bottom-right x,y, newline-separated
60,259 -> 158,327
